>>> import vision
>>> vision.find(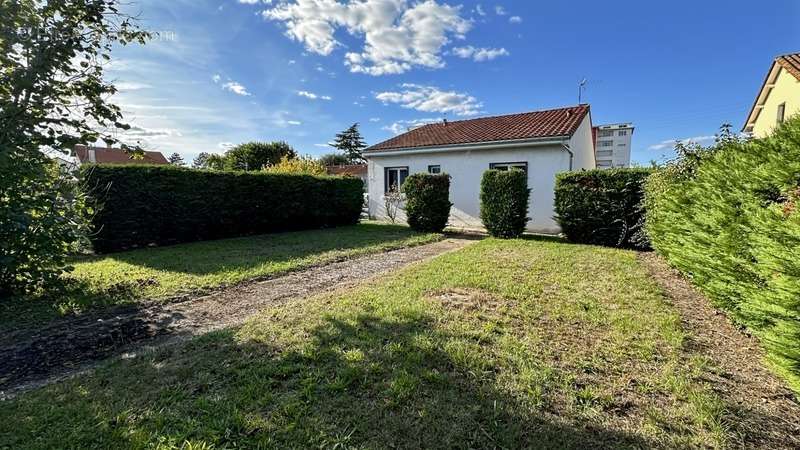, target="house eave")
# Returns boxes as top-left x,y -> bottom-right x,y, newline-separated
364,135 -> 571,157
